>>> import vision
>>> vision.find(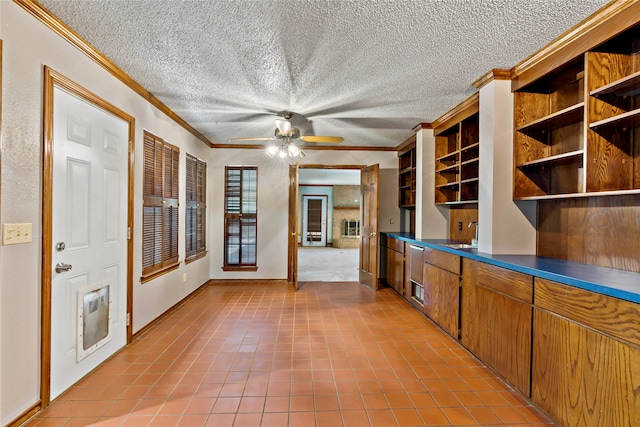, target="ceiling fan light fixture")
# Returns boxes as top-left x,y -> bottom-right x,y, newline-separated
275,119 -> 291,135
266,144 -> 280,158
287,143 -> 301,157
